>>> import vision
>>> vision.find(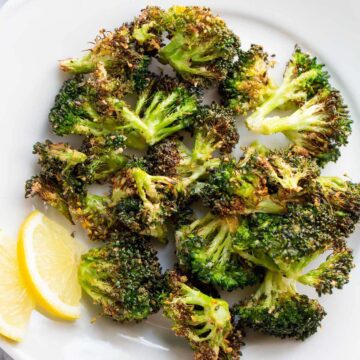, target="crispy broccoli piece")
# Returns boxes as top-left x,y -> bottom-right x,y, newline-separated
59,24 -> 149,77
220,44 -> 276,114
158,6 -> 240,87
315,176 -> 360,223
233,203 -> 355,293
49,76 -> 147,150
25,174 -> 73,222
108,76 -> 199,146
176,212 -> 262,291
246,47 -> 330,131
111,166 -> 179,240
131,6 -> 165,53
50,75 -> 198,149
146,104 -> 239,192
232,271 -> 326,340
202,143 -> 318,216
298,248 -> 354,295
249,89 -> 352,166
78,234 -> 164,322
33,139 -> 128,184
163,271 -> 242,360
